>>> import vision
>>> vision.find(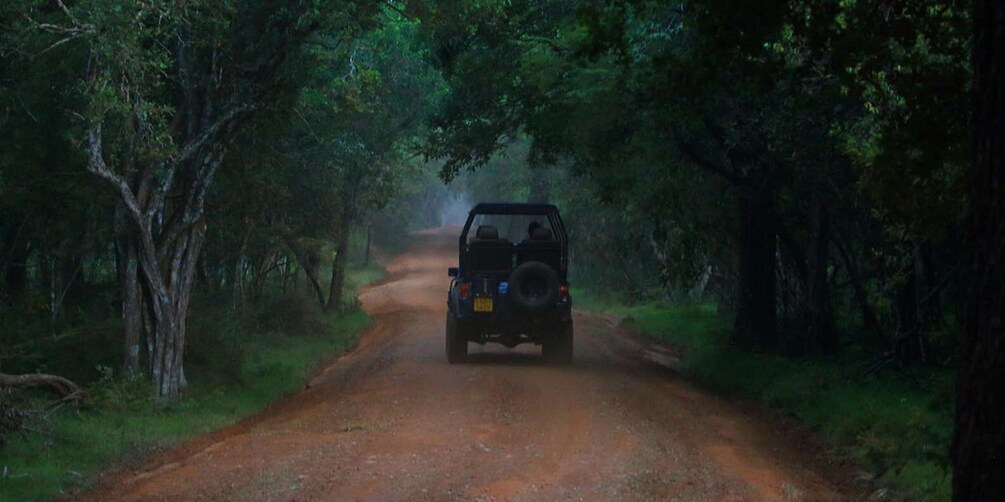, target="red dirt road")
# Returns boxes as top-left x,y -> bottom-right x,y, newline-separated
81,228 -> 856,501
